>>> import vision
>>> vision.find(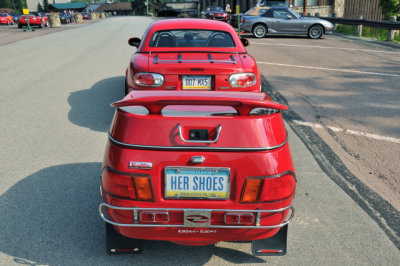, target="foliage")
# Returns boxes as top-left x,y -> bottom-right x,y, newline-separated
43,0 -> 49,12
379,0 -> 400,18
37,2 -> 43,12
335,24 -> 400,43
131,0 -> 146,15
0,0 -> 26,12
